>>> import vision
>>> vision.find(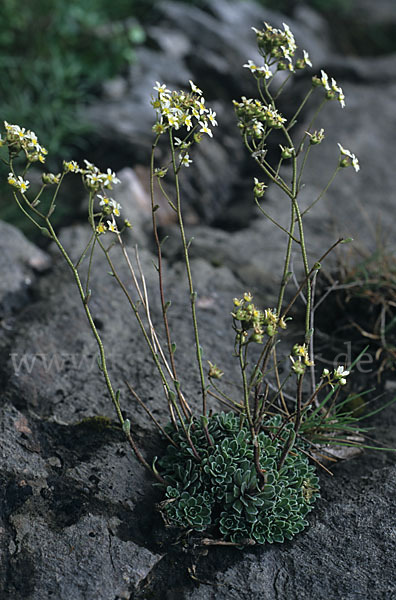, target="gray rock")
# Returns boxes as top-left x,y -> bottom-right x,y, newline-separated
0,221 -> 51,319
353,0 -> 396,25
